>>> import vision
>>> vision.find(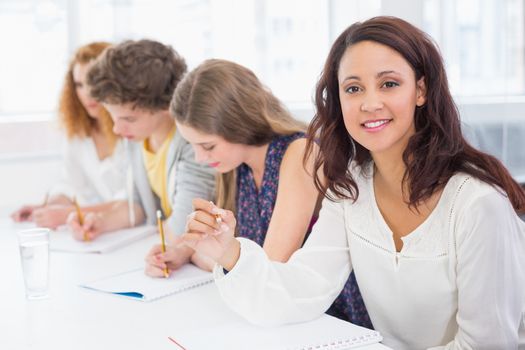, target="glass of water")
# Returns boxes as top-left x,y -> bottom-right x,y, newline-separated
17,228 -> 50,300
